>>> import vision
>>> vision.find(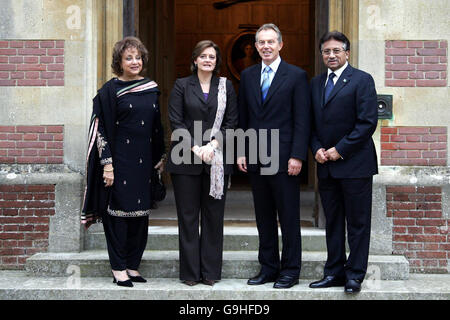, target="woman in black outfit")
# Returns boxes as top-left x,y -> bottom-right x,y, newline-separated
82,37 -> 165,287
166,40 -> 238,286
